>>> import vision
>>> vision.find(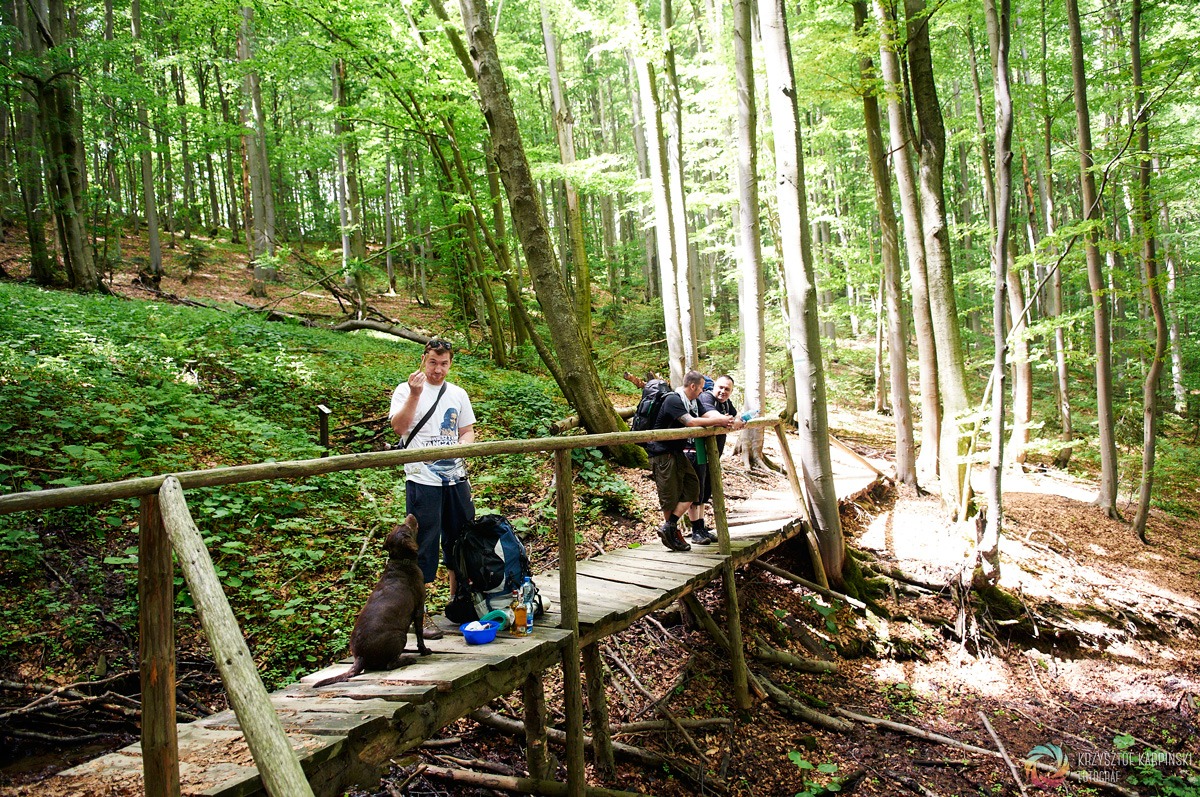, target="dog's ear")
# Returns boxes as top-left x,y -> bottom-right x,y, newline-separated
403,514 -> 419,533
